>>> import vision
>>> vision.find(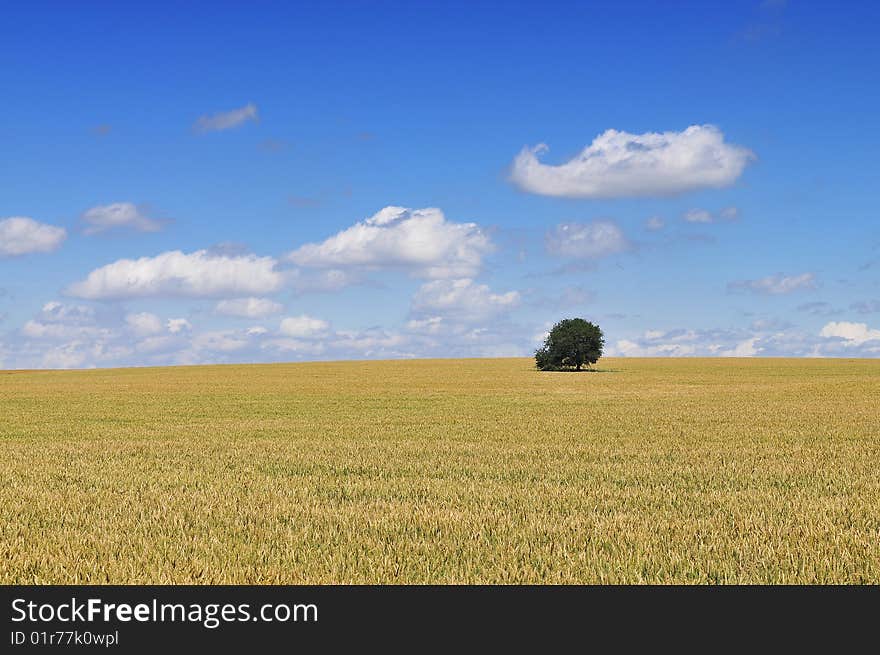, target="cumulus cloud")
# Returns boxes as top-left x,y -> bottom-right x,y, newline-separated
19,301 -> 109,343
215,297 -> 283,318
40,344 -> 90,369
279,315 -> 330,338
724,337 -> 761,357
39,301 -> 94,324
328,328 -> 409,355
262,326 -> 414,360
615,338 -> 698,357
287,206 -> 493,279
405,316 -> 446,334
411,278 -> 520,323
545,221 -> 629,259
67,250 -> 283,300
728,272 -> 816,295
167,318 -> 192,334
125,312 -> 163,337
612,327 -> 763,357
608,320 -> 880,359
193,103 -> 258,133
81,202 -> 162,234
819,321 -> 880,346
509,125 -> 754,198
0,217 -> 67,256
